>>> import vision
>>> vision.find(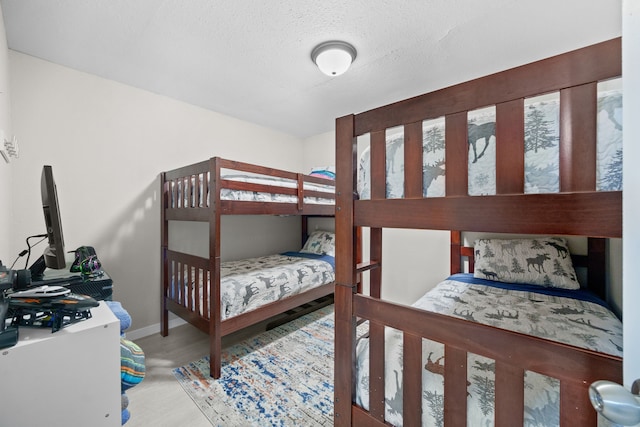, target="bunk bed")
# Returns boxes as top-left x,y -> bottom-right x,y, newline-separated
334,38 -> 623,426
160,157 -> 335,378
